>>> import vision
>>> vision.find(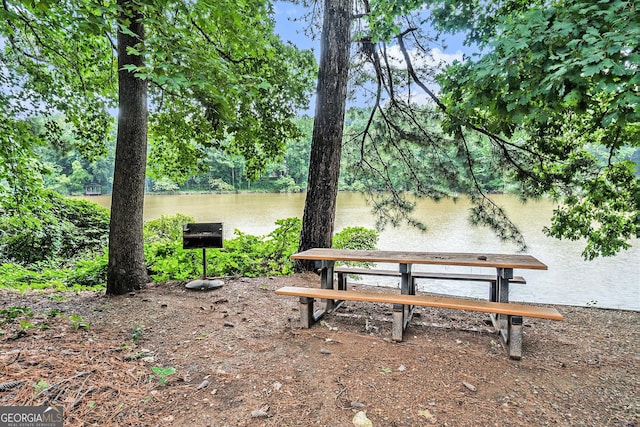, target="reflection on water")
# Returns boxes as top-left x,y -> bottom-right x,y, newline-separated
85,193 -> 639,310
